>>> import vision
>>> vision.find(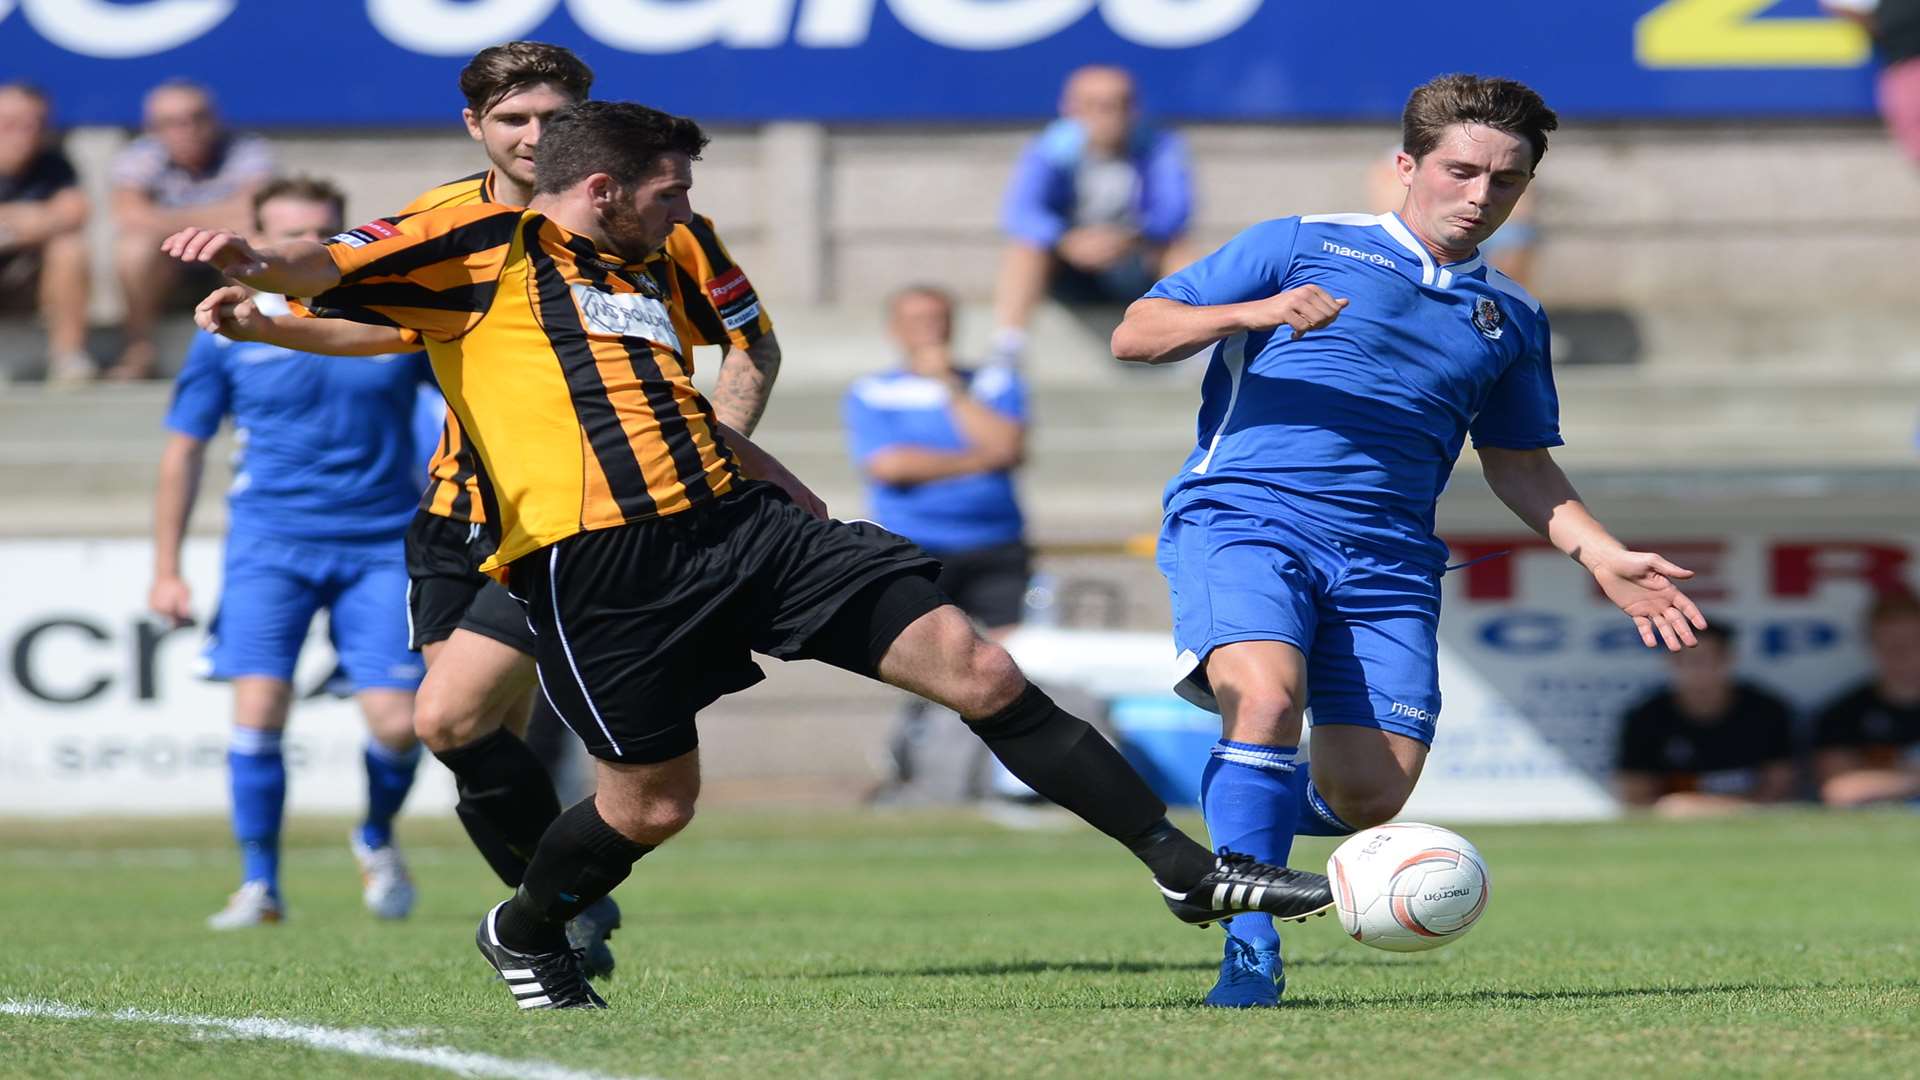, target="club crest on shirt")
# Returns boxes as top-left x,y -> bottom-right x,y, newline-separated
570,284 -> 682,355
1472,296 -> 1504,341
